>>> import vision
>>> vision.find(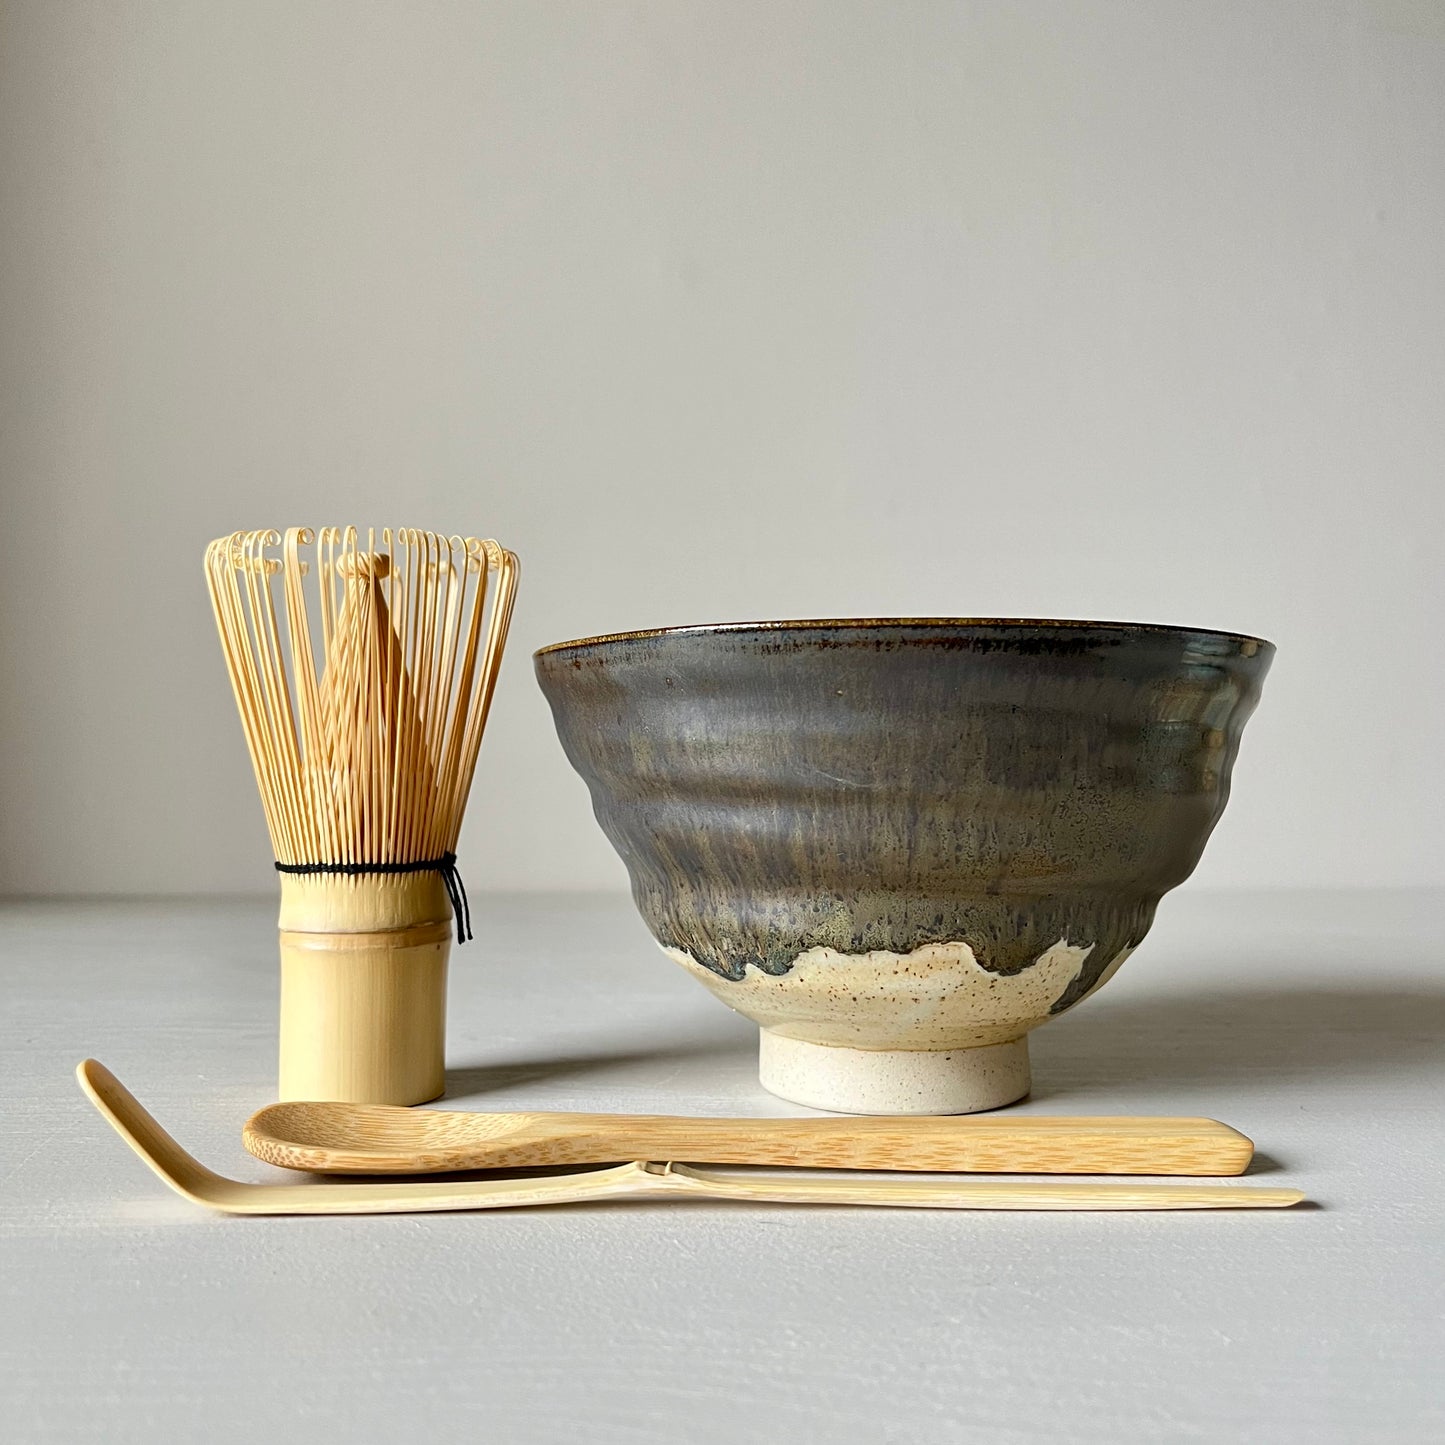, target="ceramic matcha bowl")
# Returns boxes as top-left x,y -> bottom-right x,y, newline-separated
535,619 -> 1272,1114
